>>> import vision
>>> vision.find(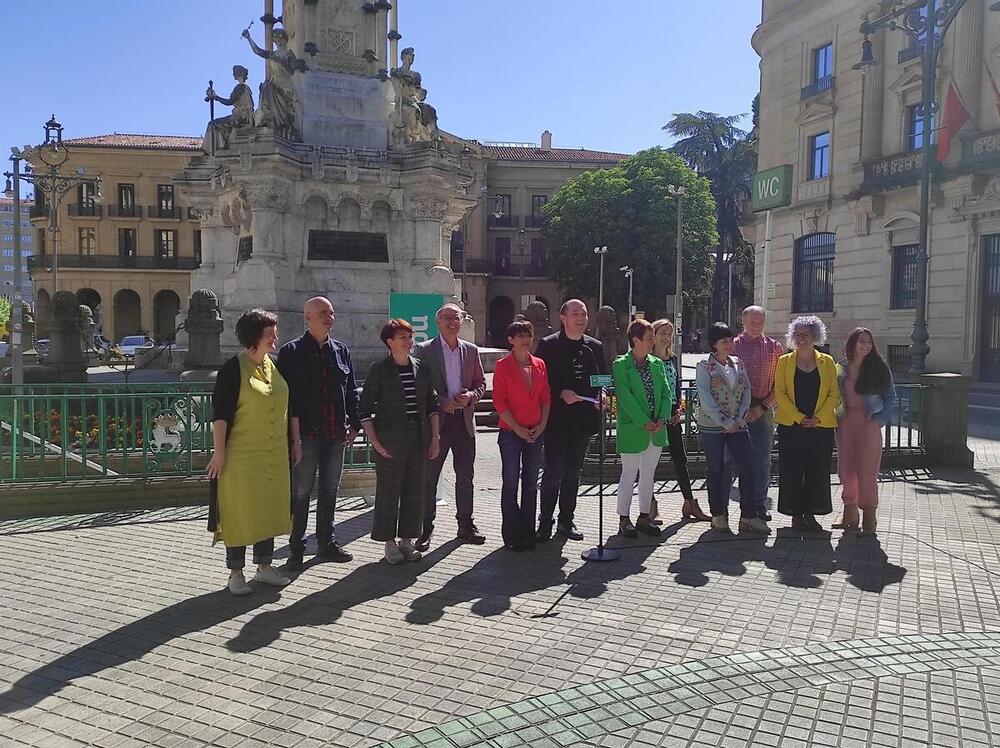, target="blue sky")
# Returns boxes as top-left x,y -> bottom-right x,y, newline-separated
1,1 -> 762,157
